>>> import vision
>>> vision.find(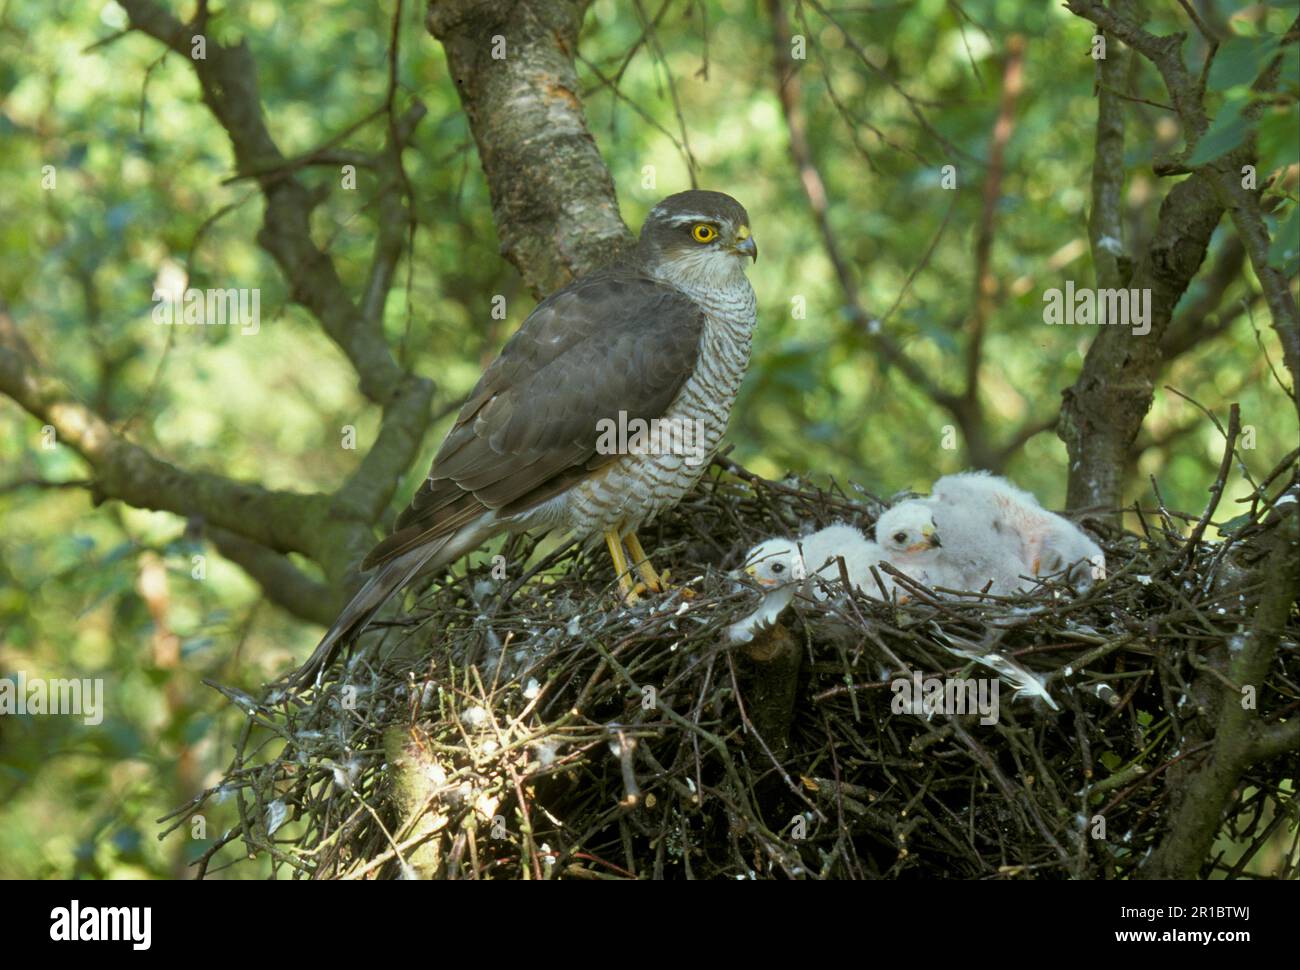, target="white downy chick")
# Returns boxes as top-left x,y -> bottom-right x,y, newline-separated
798,523 -> 896,600
726,538 -> 805,642
932,471 -> 1104,589
874,500 -> 959,591
1037,526 -> 1107,587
